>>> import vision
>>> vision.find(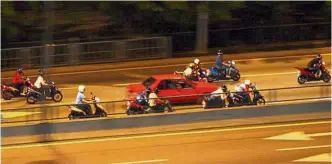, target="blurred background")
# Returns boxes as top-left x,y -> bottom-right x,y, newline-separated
2,1 -> 331,51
